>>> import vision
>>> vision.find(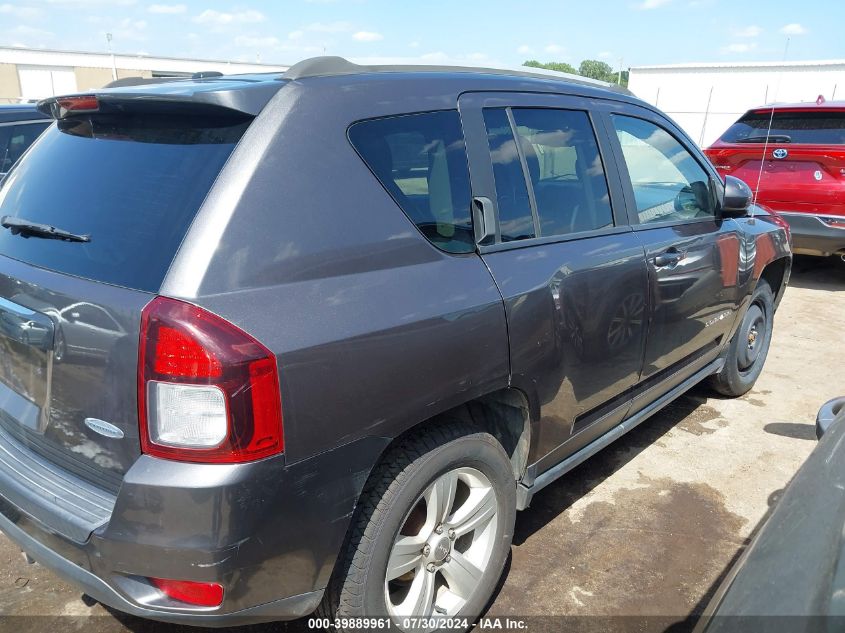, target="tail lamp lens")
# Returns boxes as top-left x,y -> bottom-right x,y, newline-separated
139,297 -> 283,463
149,578 -> 224,607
